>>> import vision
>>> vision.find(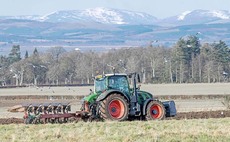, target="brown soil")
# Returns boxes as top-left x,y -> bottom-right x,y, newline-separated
169,110 -> 230,120
0,118 -> 24,124
0,110 -> 230,125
